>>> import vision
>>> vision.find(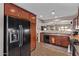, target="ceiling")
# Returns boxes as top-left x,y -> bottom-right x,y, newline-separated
15,3 -> 79,24
15,3 -> 79,19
